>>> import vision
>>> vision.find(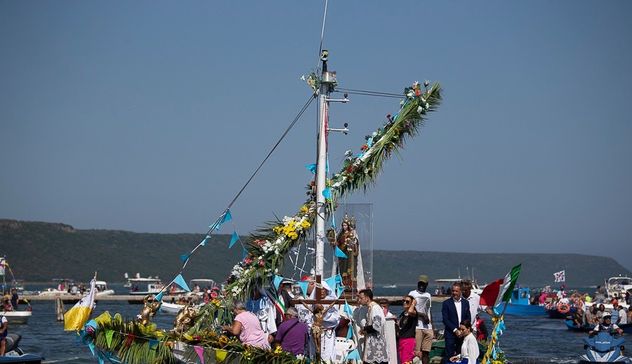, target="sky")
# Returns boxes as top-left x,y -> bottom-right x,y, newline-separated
1,1 -> 631,271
